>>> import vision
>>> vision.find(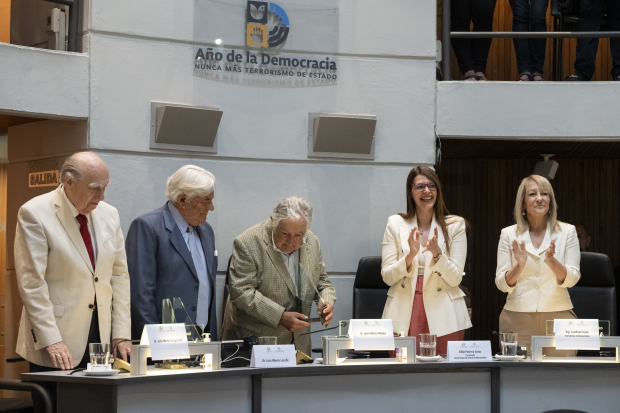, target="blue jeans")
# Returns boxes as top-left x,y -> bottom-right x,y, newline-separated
574,0 -> 620,80
451,0 -> 497,74
509,0 -> 549,75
